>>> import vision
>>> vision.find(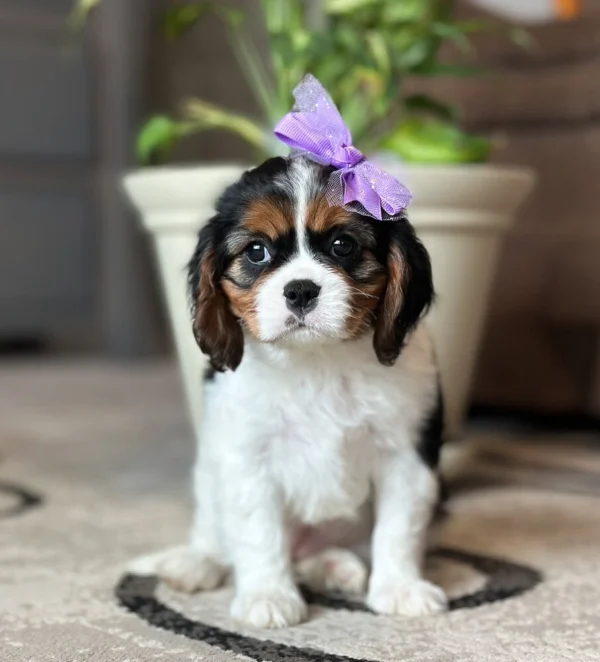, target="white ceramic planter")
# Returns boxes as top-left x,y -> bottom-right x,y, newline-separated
124,163 -> 535,441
